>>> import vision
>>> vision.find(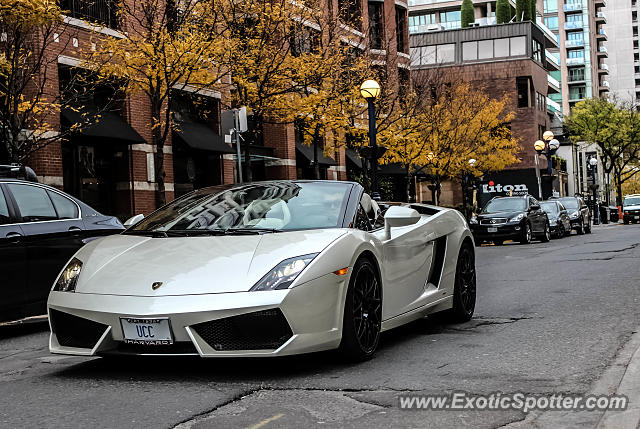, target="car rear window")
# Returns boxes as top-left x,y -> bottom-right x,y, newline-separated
48,191 -> 79,219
